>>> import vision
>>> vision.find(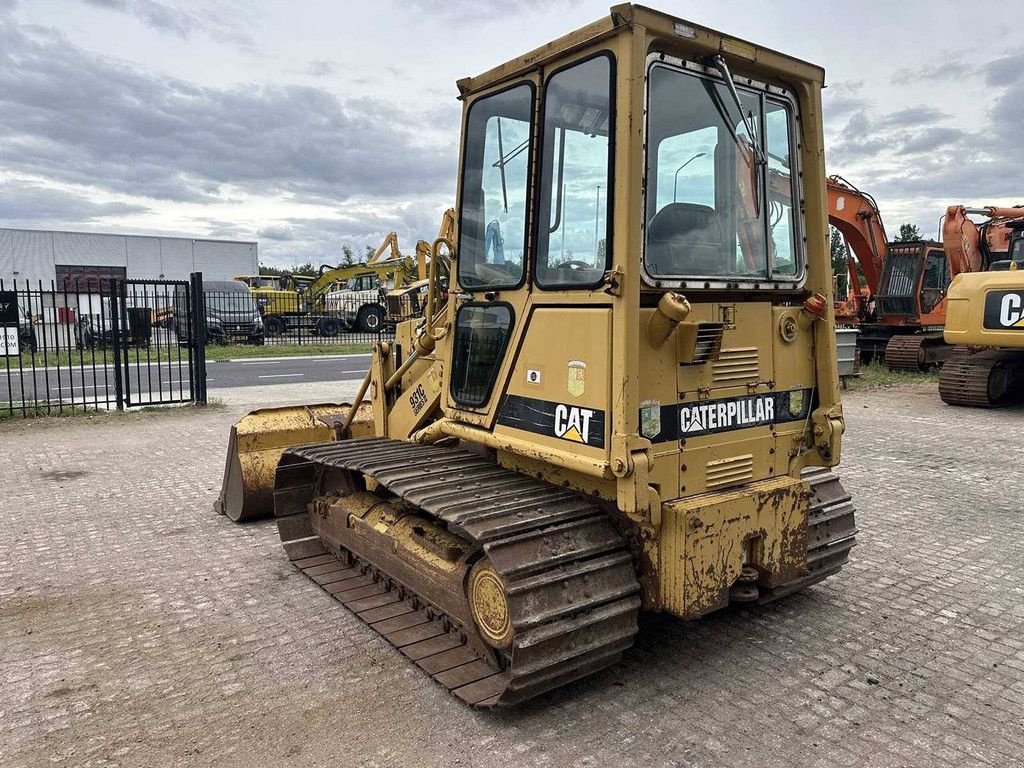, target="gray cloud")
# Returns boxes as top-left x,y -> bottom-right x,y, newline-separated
256,225 -> 295,241
403,0 -> 582,21
0,20 -> 457,206
877,106 -> 948,128
822,80 -> 869,122
79,0 -> 255,47
0,180 -> 149,223
891,58 -> 972,85
983,53 -> 1024,87
243,201 -> 447,268
899,126 -> 965,155
306,60 -> 336,78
